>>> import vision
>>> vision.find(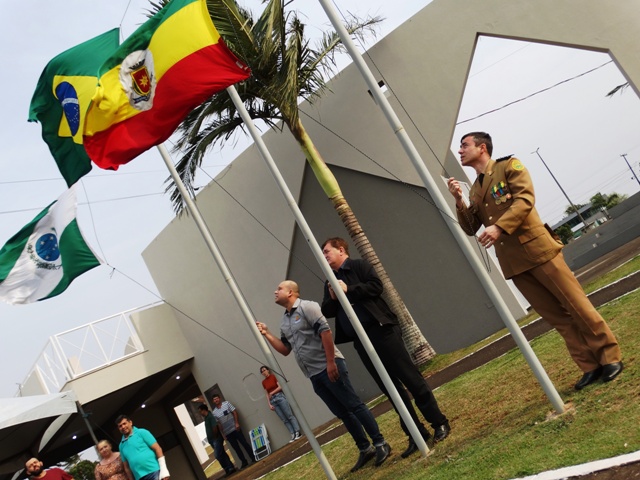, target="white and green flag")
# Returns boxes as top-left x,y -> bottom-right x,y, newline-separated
0,186 -> 101,304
